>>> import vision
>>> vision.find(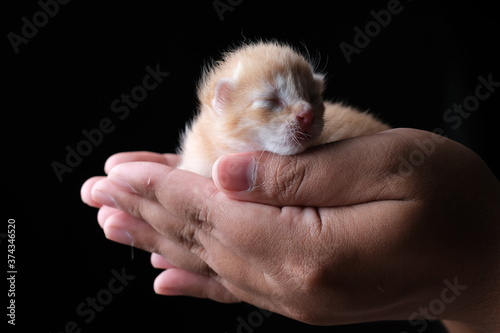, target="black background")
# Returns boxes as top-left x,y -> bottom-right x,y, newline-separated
5,0 -> 499,332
